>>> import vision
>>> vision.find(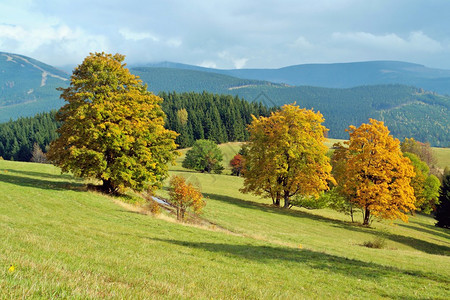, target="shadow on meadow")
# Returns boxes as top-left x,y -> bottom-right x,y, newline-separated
3,169 -> 76,181
398,222 -> 450,241
203,192 -> 370,230
203,192 -> 450,256
0,171 -> 84,192
152,237 -> 449,284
